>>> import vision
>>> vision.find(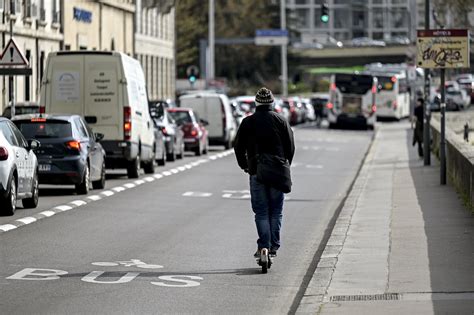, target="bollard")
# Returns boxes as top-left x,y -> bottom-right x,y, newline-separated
464,123 -> 469,142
